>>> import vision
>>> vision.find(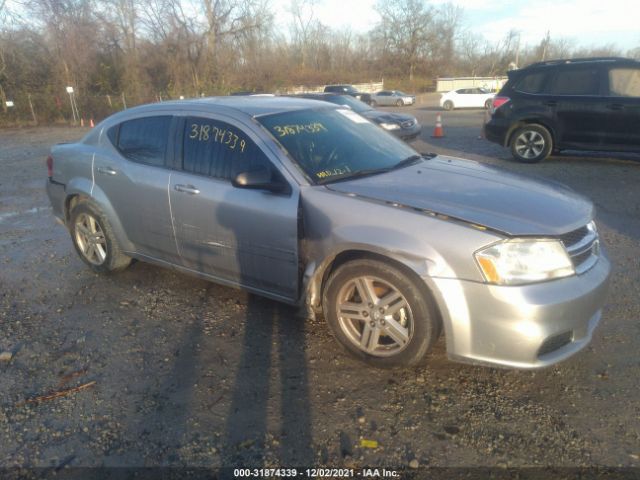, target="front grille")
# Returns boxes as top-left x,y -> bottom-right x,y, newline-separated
538,331 -> 573,357
559,223 -> 599,274
558,226 -> 589,246
401,119 -> 416,128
